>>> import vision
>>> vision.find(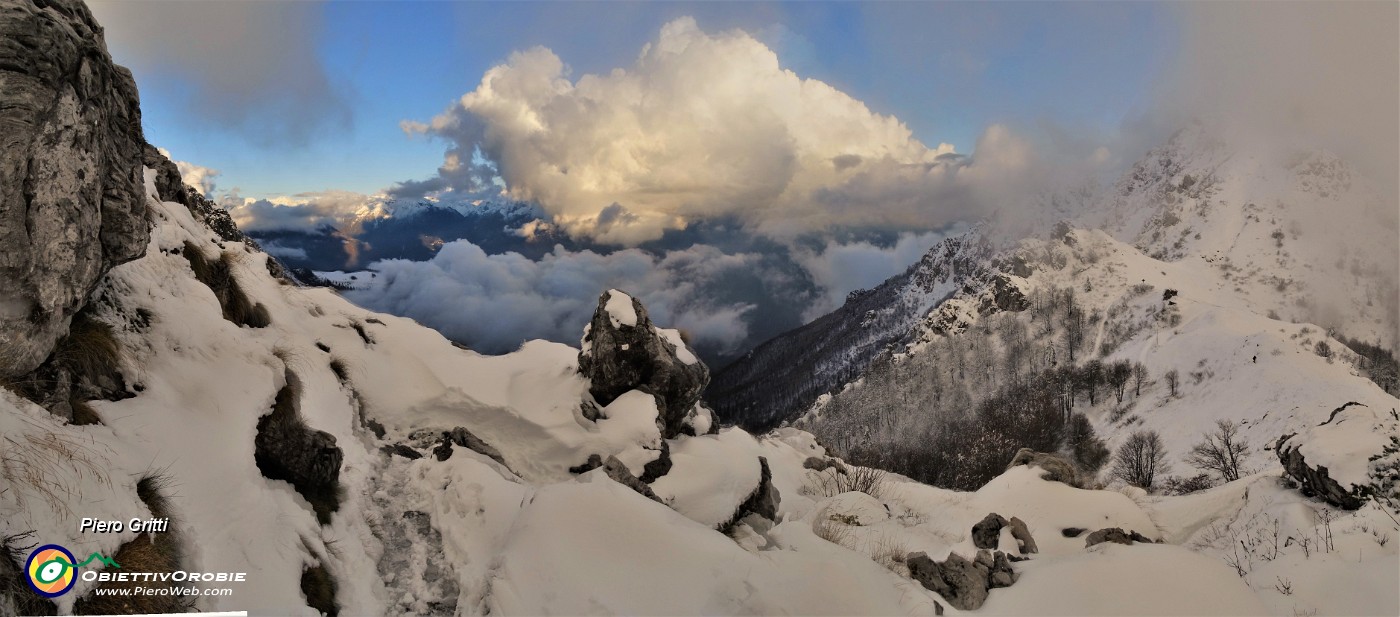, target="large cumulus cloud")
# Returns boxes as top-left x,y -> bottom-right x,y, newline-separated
396,17 -> 1049,245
